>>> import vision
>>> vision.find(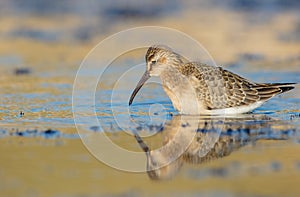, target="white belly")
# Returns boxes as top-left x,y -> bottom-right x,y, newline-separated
202,101 -> 265,115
